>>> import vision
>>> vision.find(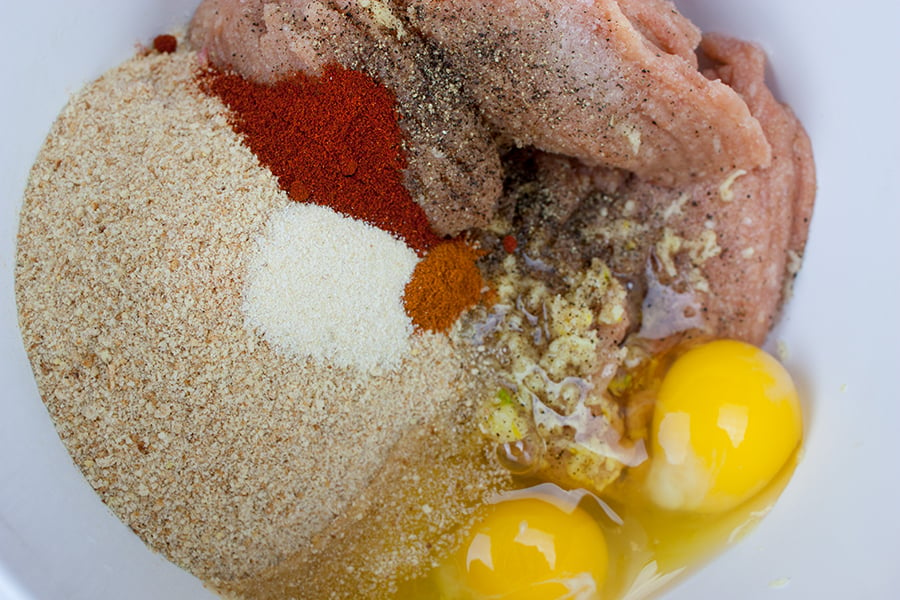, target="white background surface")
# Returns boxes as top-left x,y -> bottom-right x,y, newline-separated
2,1 -> 899,599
